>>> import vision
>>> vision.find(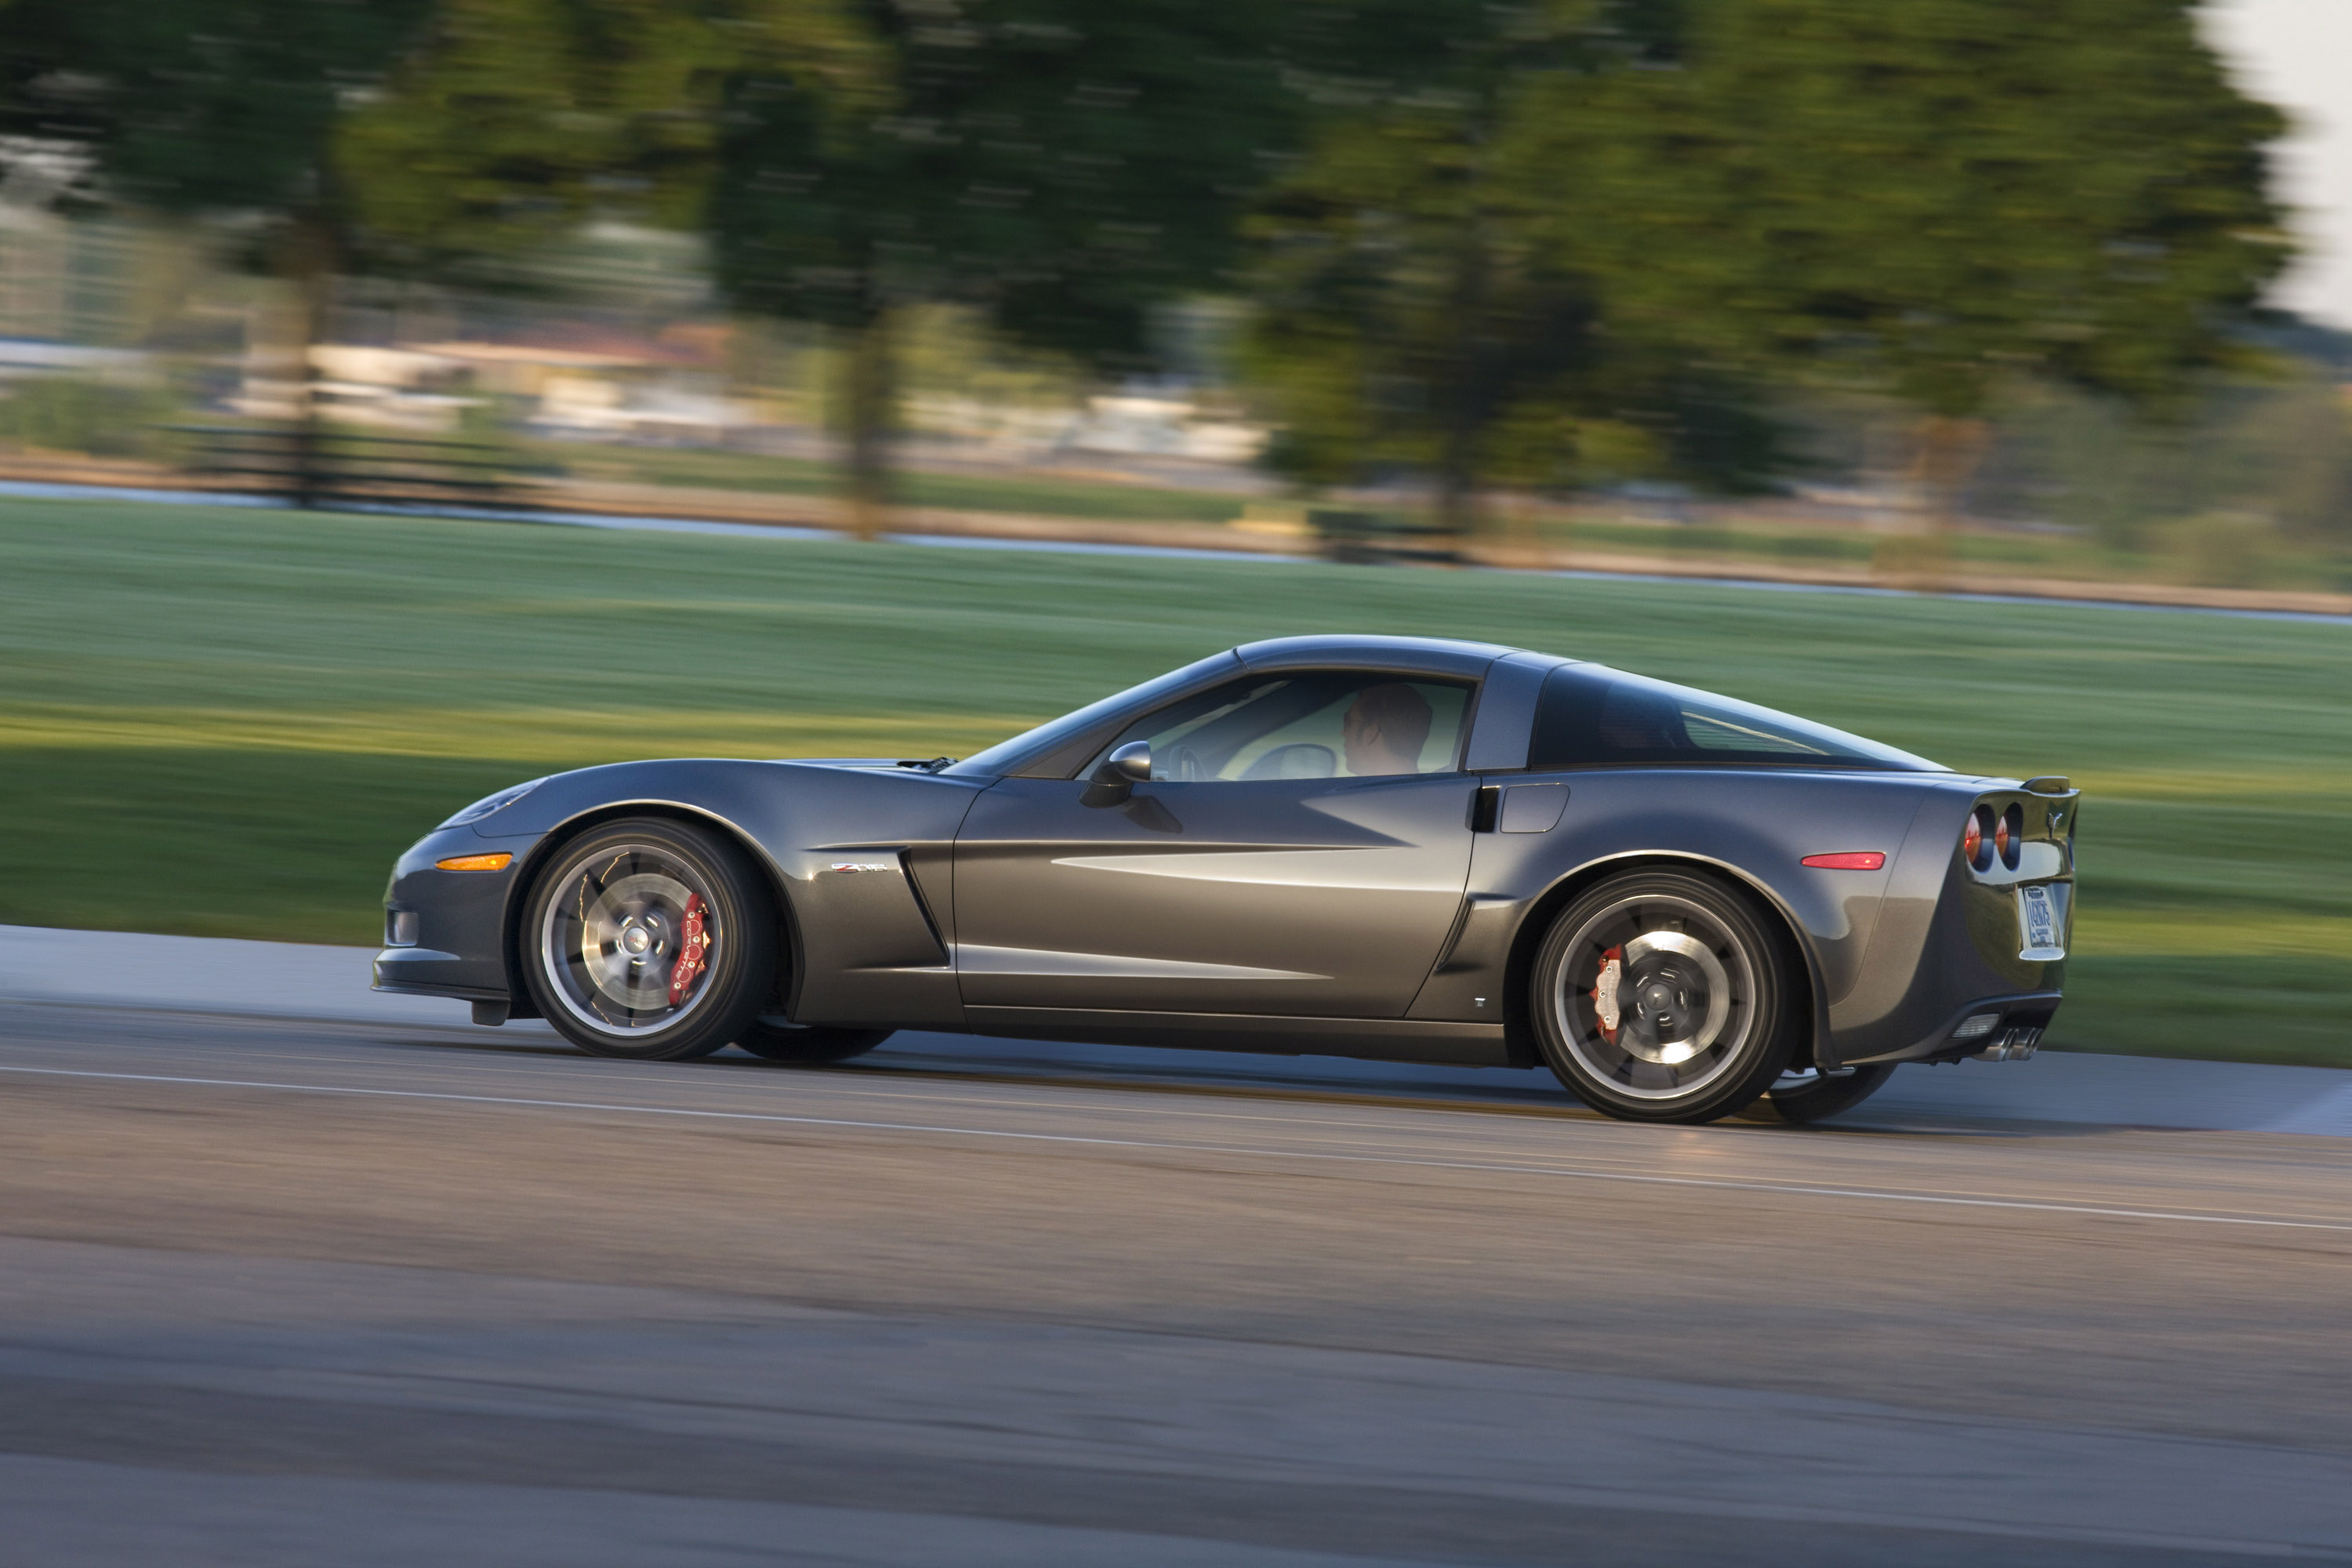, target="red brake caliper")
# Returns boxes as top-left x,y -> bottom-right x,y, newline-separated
668,893 -> 710,1007
1591,945 -> 1624,1044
